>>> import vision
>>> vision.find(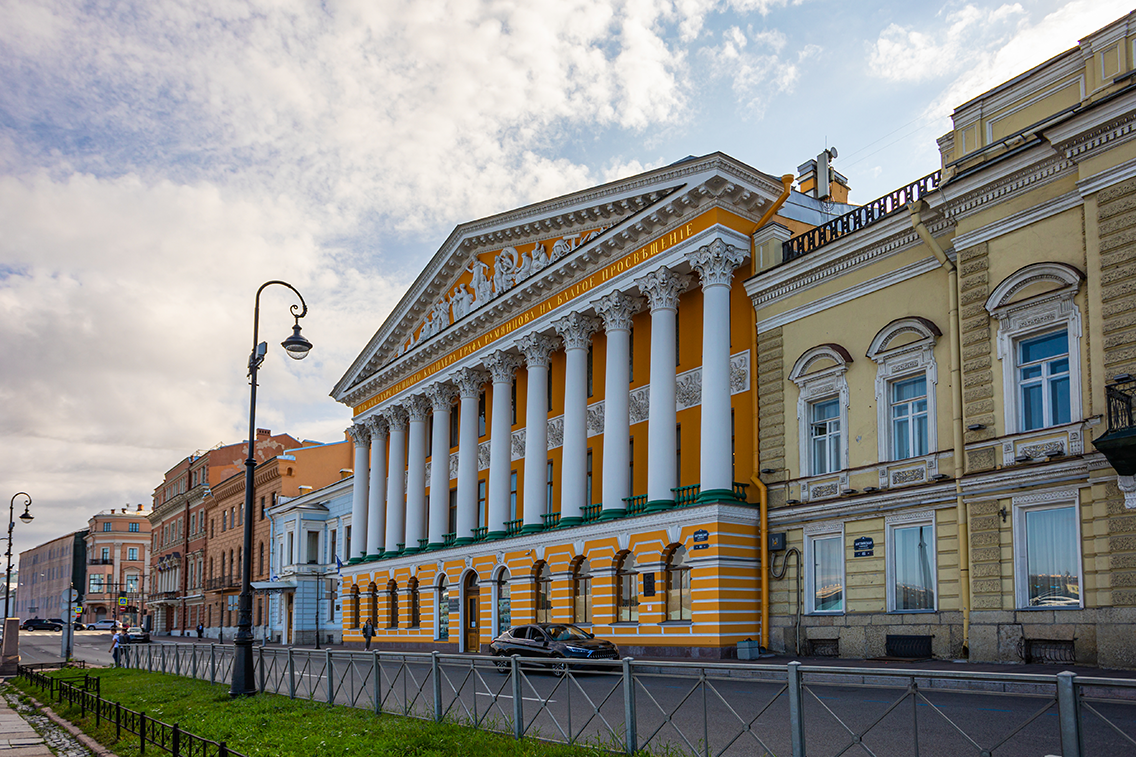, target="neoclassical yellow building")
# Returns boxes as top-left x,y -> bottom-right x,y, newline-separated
334,11 -> 1136,664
